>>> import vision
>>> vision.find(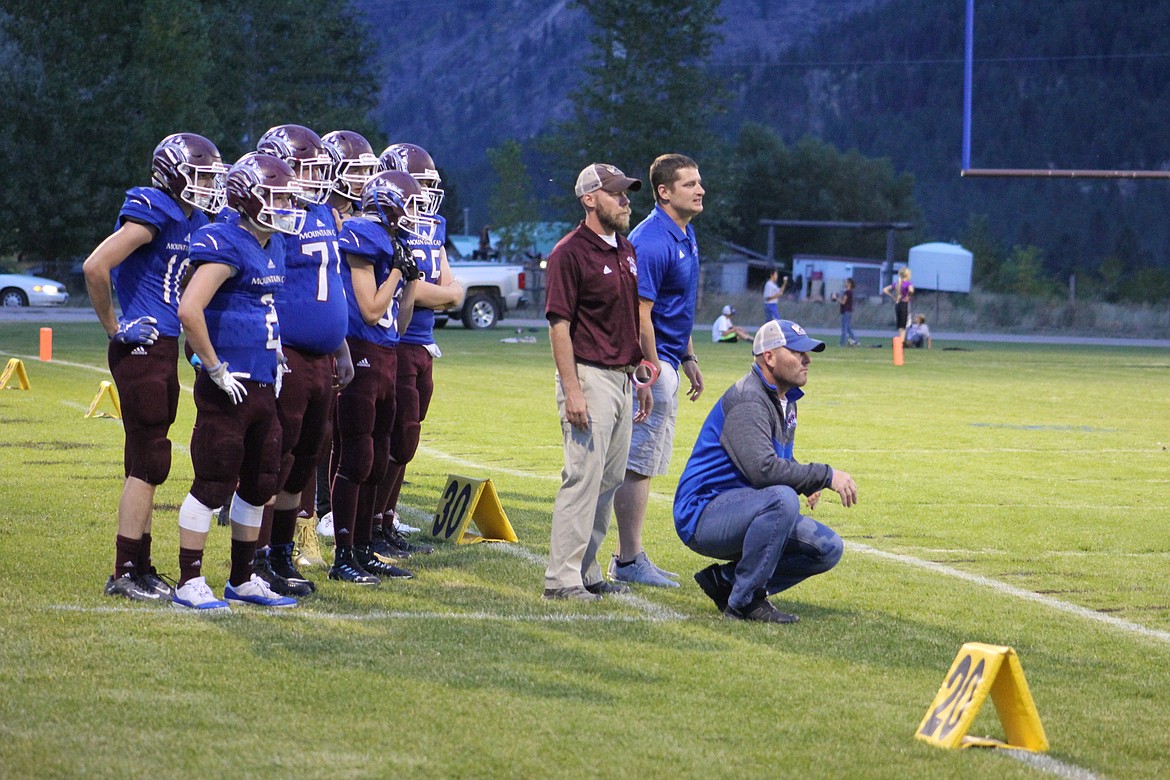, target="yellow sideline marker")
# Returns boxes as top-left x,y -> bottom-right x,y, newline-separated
0,358 -> 31,390
915,643 -> 1048,752
85,381 -> 122,419
430,474 -> 517,544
